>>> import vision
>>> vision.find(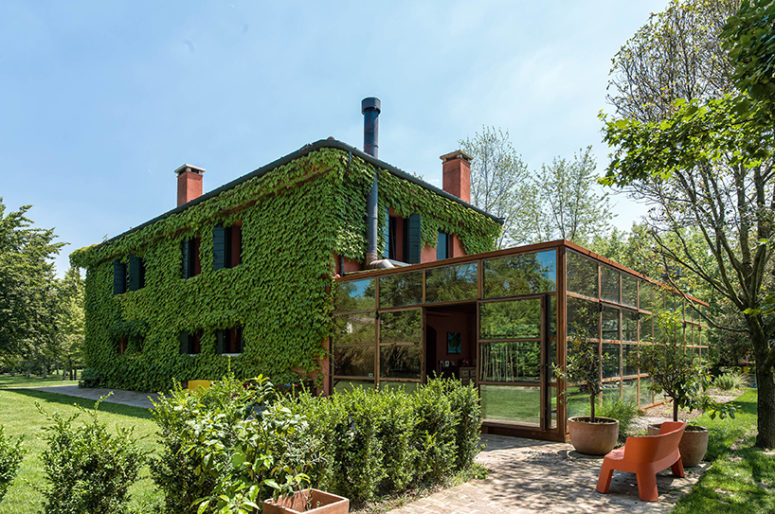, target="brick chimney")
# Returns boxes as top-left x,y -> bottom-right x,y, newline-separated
440,150 -> 472,203
175,164 -> 205,207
